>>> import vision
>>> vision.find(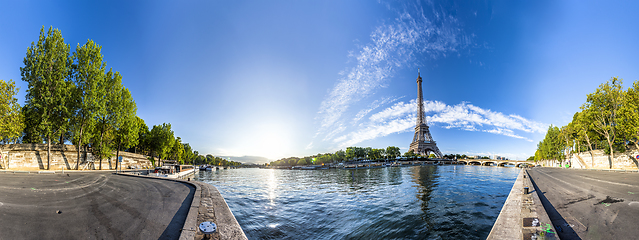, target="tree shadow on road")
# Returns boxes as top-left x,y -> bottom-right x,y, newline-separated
529,173 -> 582,240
